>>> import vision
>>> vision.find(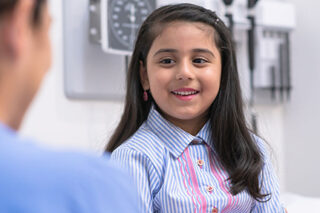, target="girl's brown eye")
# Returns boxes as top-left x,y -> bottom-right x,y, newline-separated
193,58 -> 208,64
160,59 -> 175,64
